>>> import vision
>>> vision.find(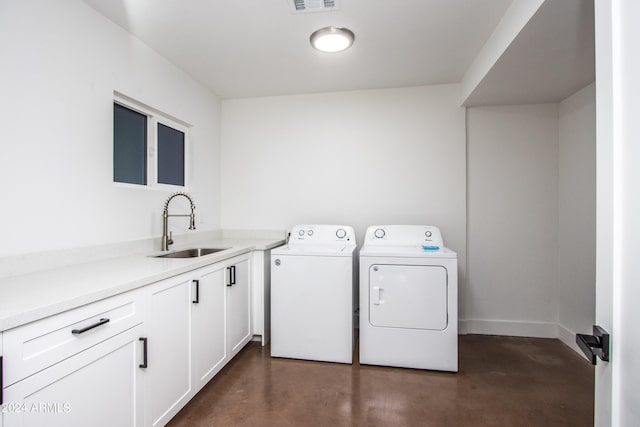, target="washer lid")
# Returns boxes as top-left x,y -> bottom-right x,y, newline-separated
360,245 -> 457,259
